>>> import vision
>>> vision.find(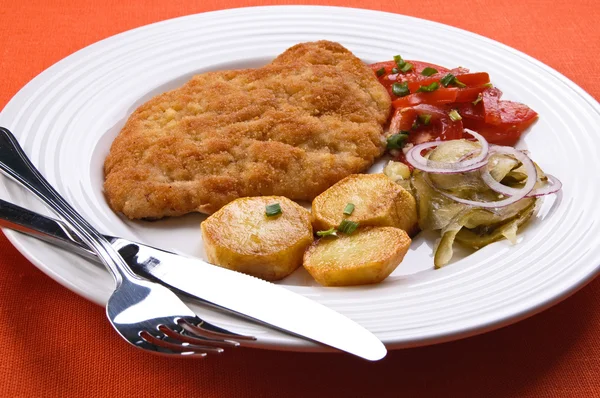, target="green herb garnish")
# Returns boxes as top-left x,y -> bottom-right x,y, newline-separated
391,82 -> 410,97
386,132 -> 409,149
316,227 -> 338,237
483,83 -> 494,88
393,55 -> 405,68
440,73 -> 455,87
439,73 -> 467,88
376,67 -> 386,77
392,55 -> 413,73
391,67 -> 399,74
343,203 -> 355,215
448,109 -> 462,121
418,114 -> 432,125
472,94 -> 483,106
454,78 -> 466,88
416,82 -> 440,93
421,67 -> 438,76
265,203 -> 282,217
400,62 -> 413,73
338,220 -> 360,235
